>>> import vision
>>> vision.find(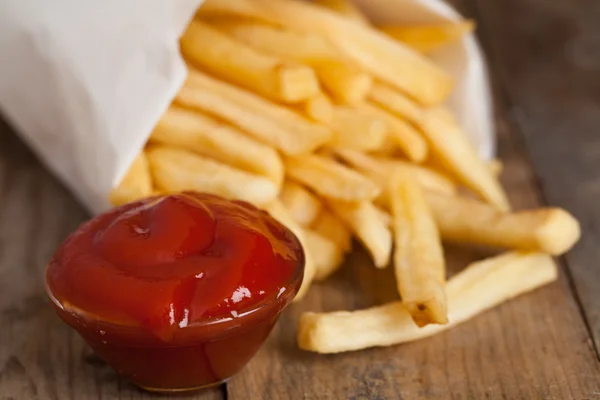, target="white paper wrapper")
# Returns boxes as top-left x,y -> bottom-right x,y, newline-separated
0,0 -> 494,215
